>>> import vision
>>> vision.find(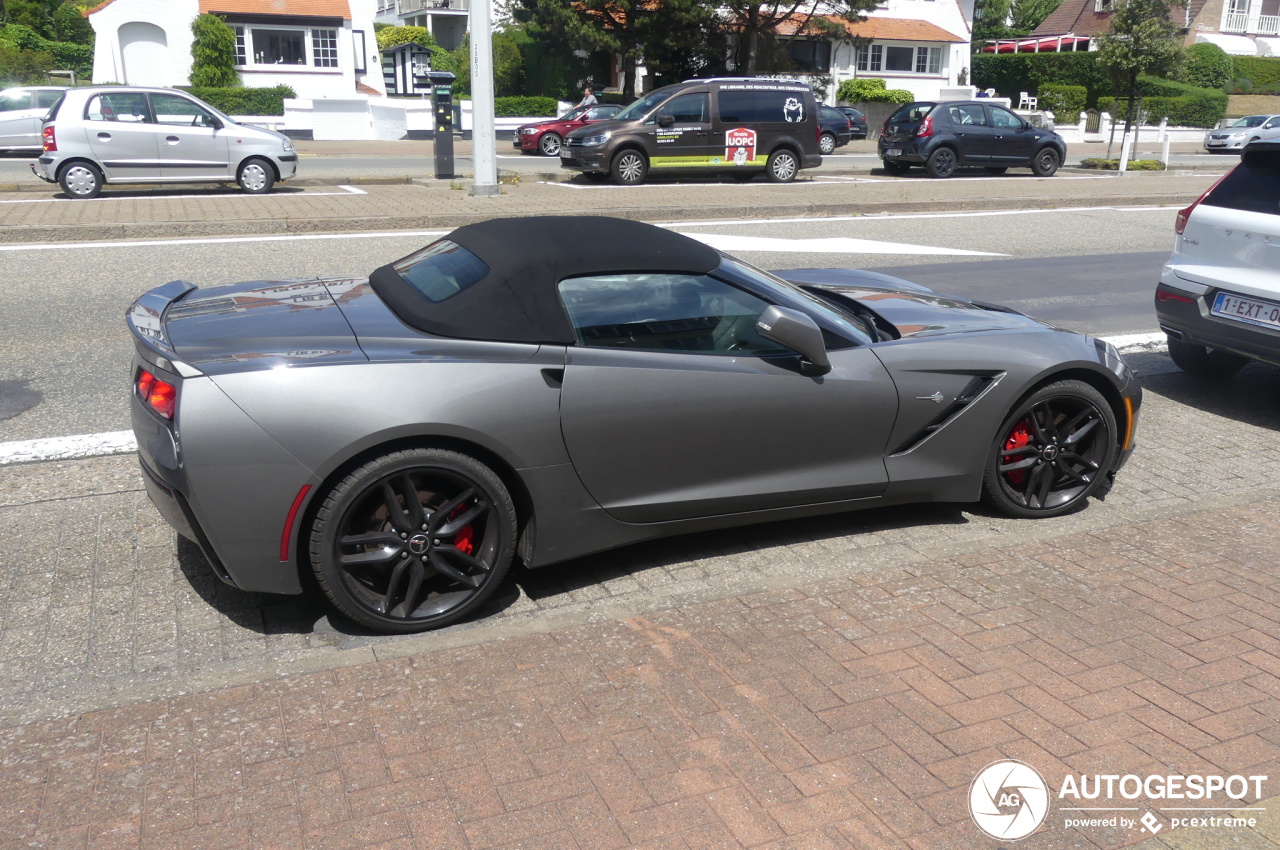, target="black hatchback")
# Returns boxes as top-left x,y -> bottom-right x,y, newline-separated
878,101 -> 1067,178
